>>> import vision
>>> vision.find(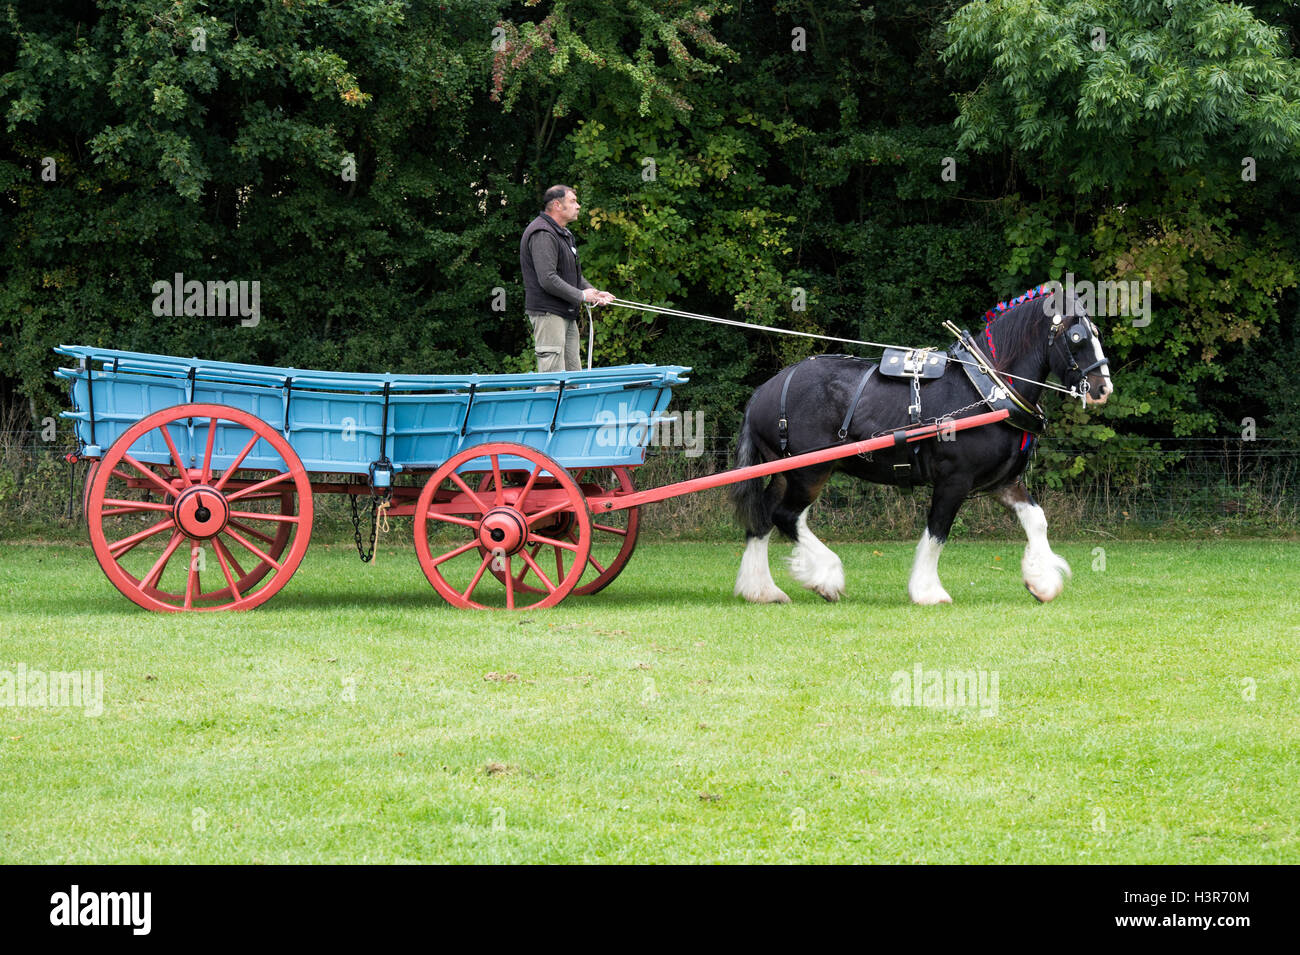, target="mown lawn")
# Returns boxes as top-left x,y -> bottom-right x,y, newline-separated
0,537 -> 1296,863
